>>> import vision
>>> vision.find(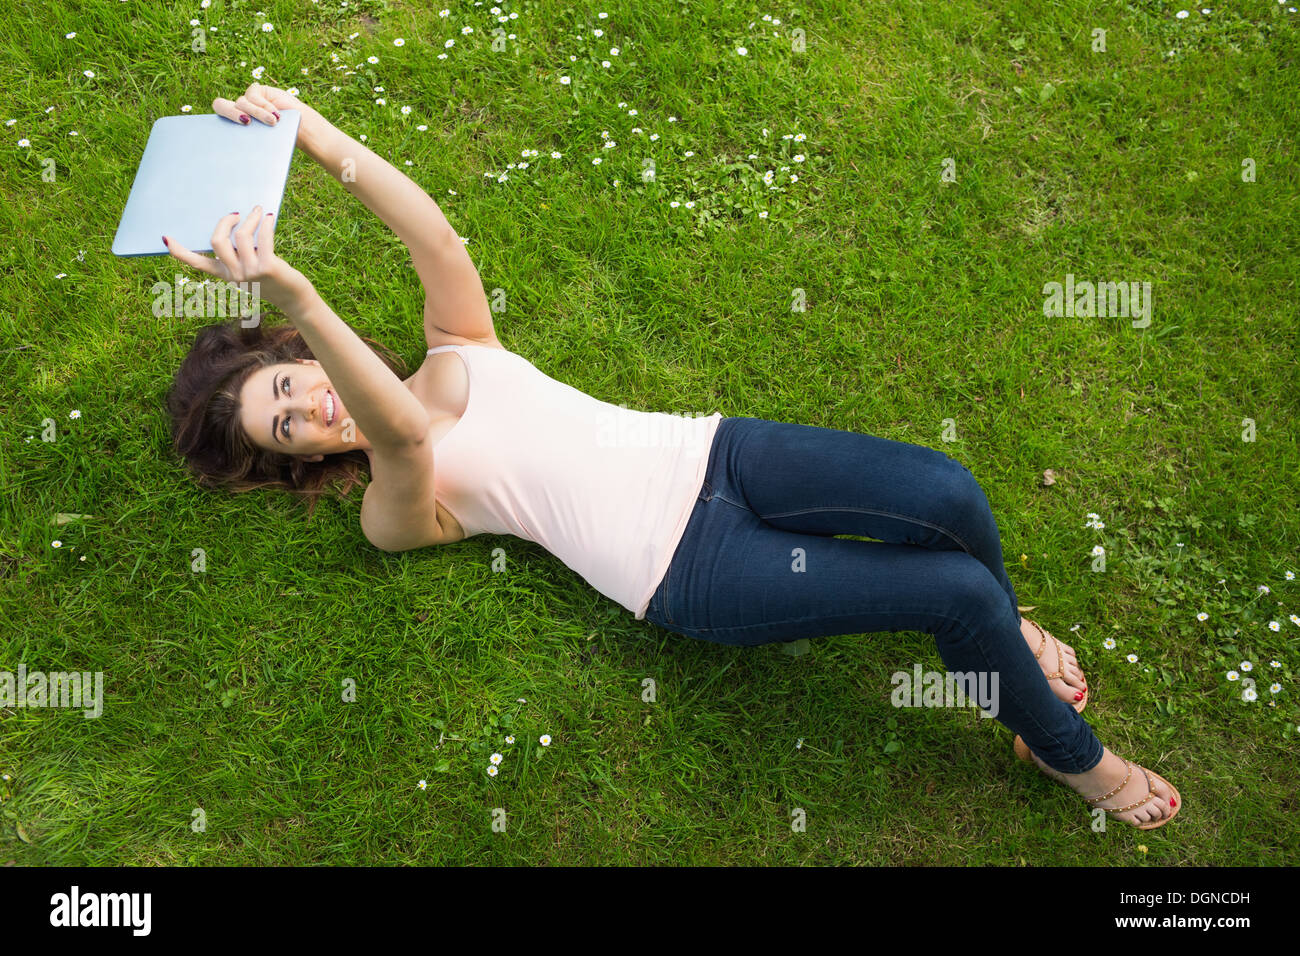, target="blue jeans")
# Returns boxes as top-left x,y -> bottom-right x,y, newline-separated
645,416 -> 1104,774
